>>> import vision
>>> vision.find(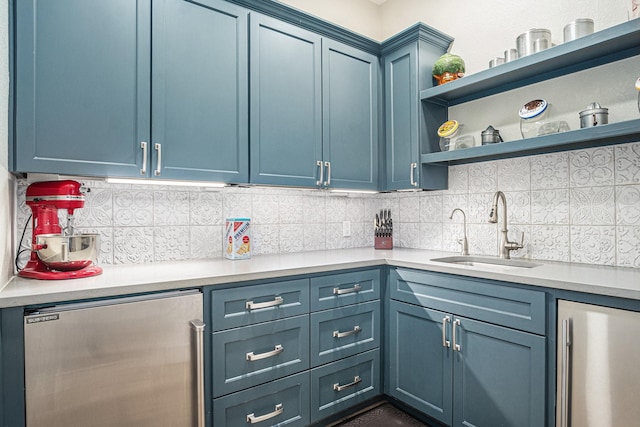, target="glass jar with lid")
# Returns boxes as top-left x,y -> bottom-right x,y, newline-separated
438,120 -> 461,151
519,99 -> 569,139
